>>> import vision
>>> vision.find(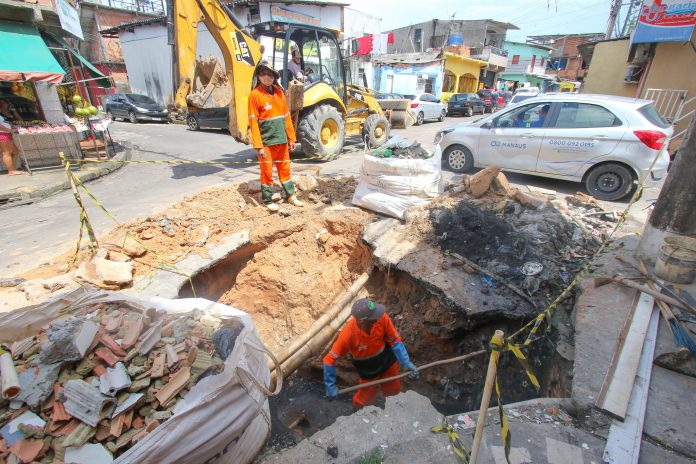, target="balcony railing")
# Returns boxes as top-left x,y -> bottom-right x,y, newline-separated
92,0 -> 165,14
